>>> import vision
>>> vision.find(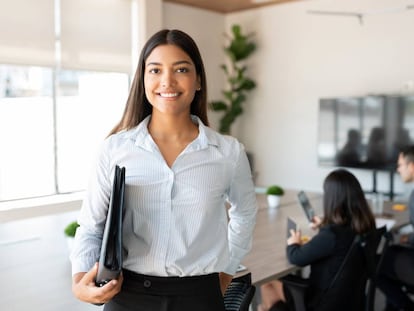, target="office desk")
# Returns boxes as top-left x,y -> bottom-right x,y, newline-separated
241,191 -> 323,286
